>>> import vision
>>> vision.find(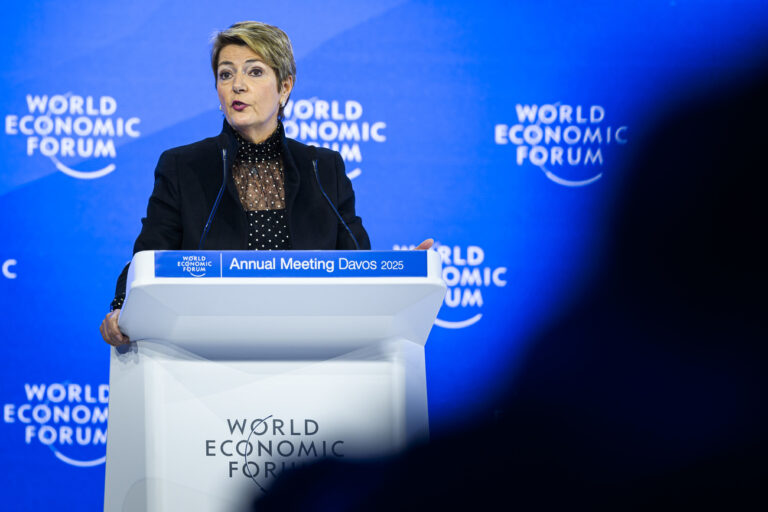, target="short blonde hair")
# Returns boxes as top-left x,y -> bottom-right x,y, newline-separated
211,21 -> 296,112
